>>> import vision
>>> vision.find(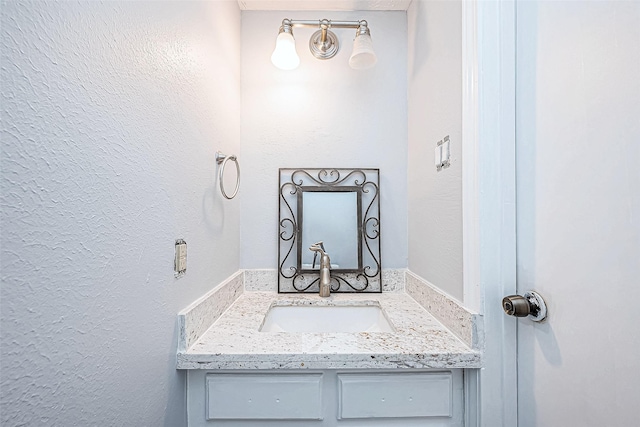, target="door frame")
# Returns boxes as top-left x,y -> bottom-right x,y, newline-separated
461,1 -> 517,426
